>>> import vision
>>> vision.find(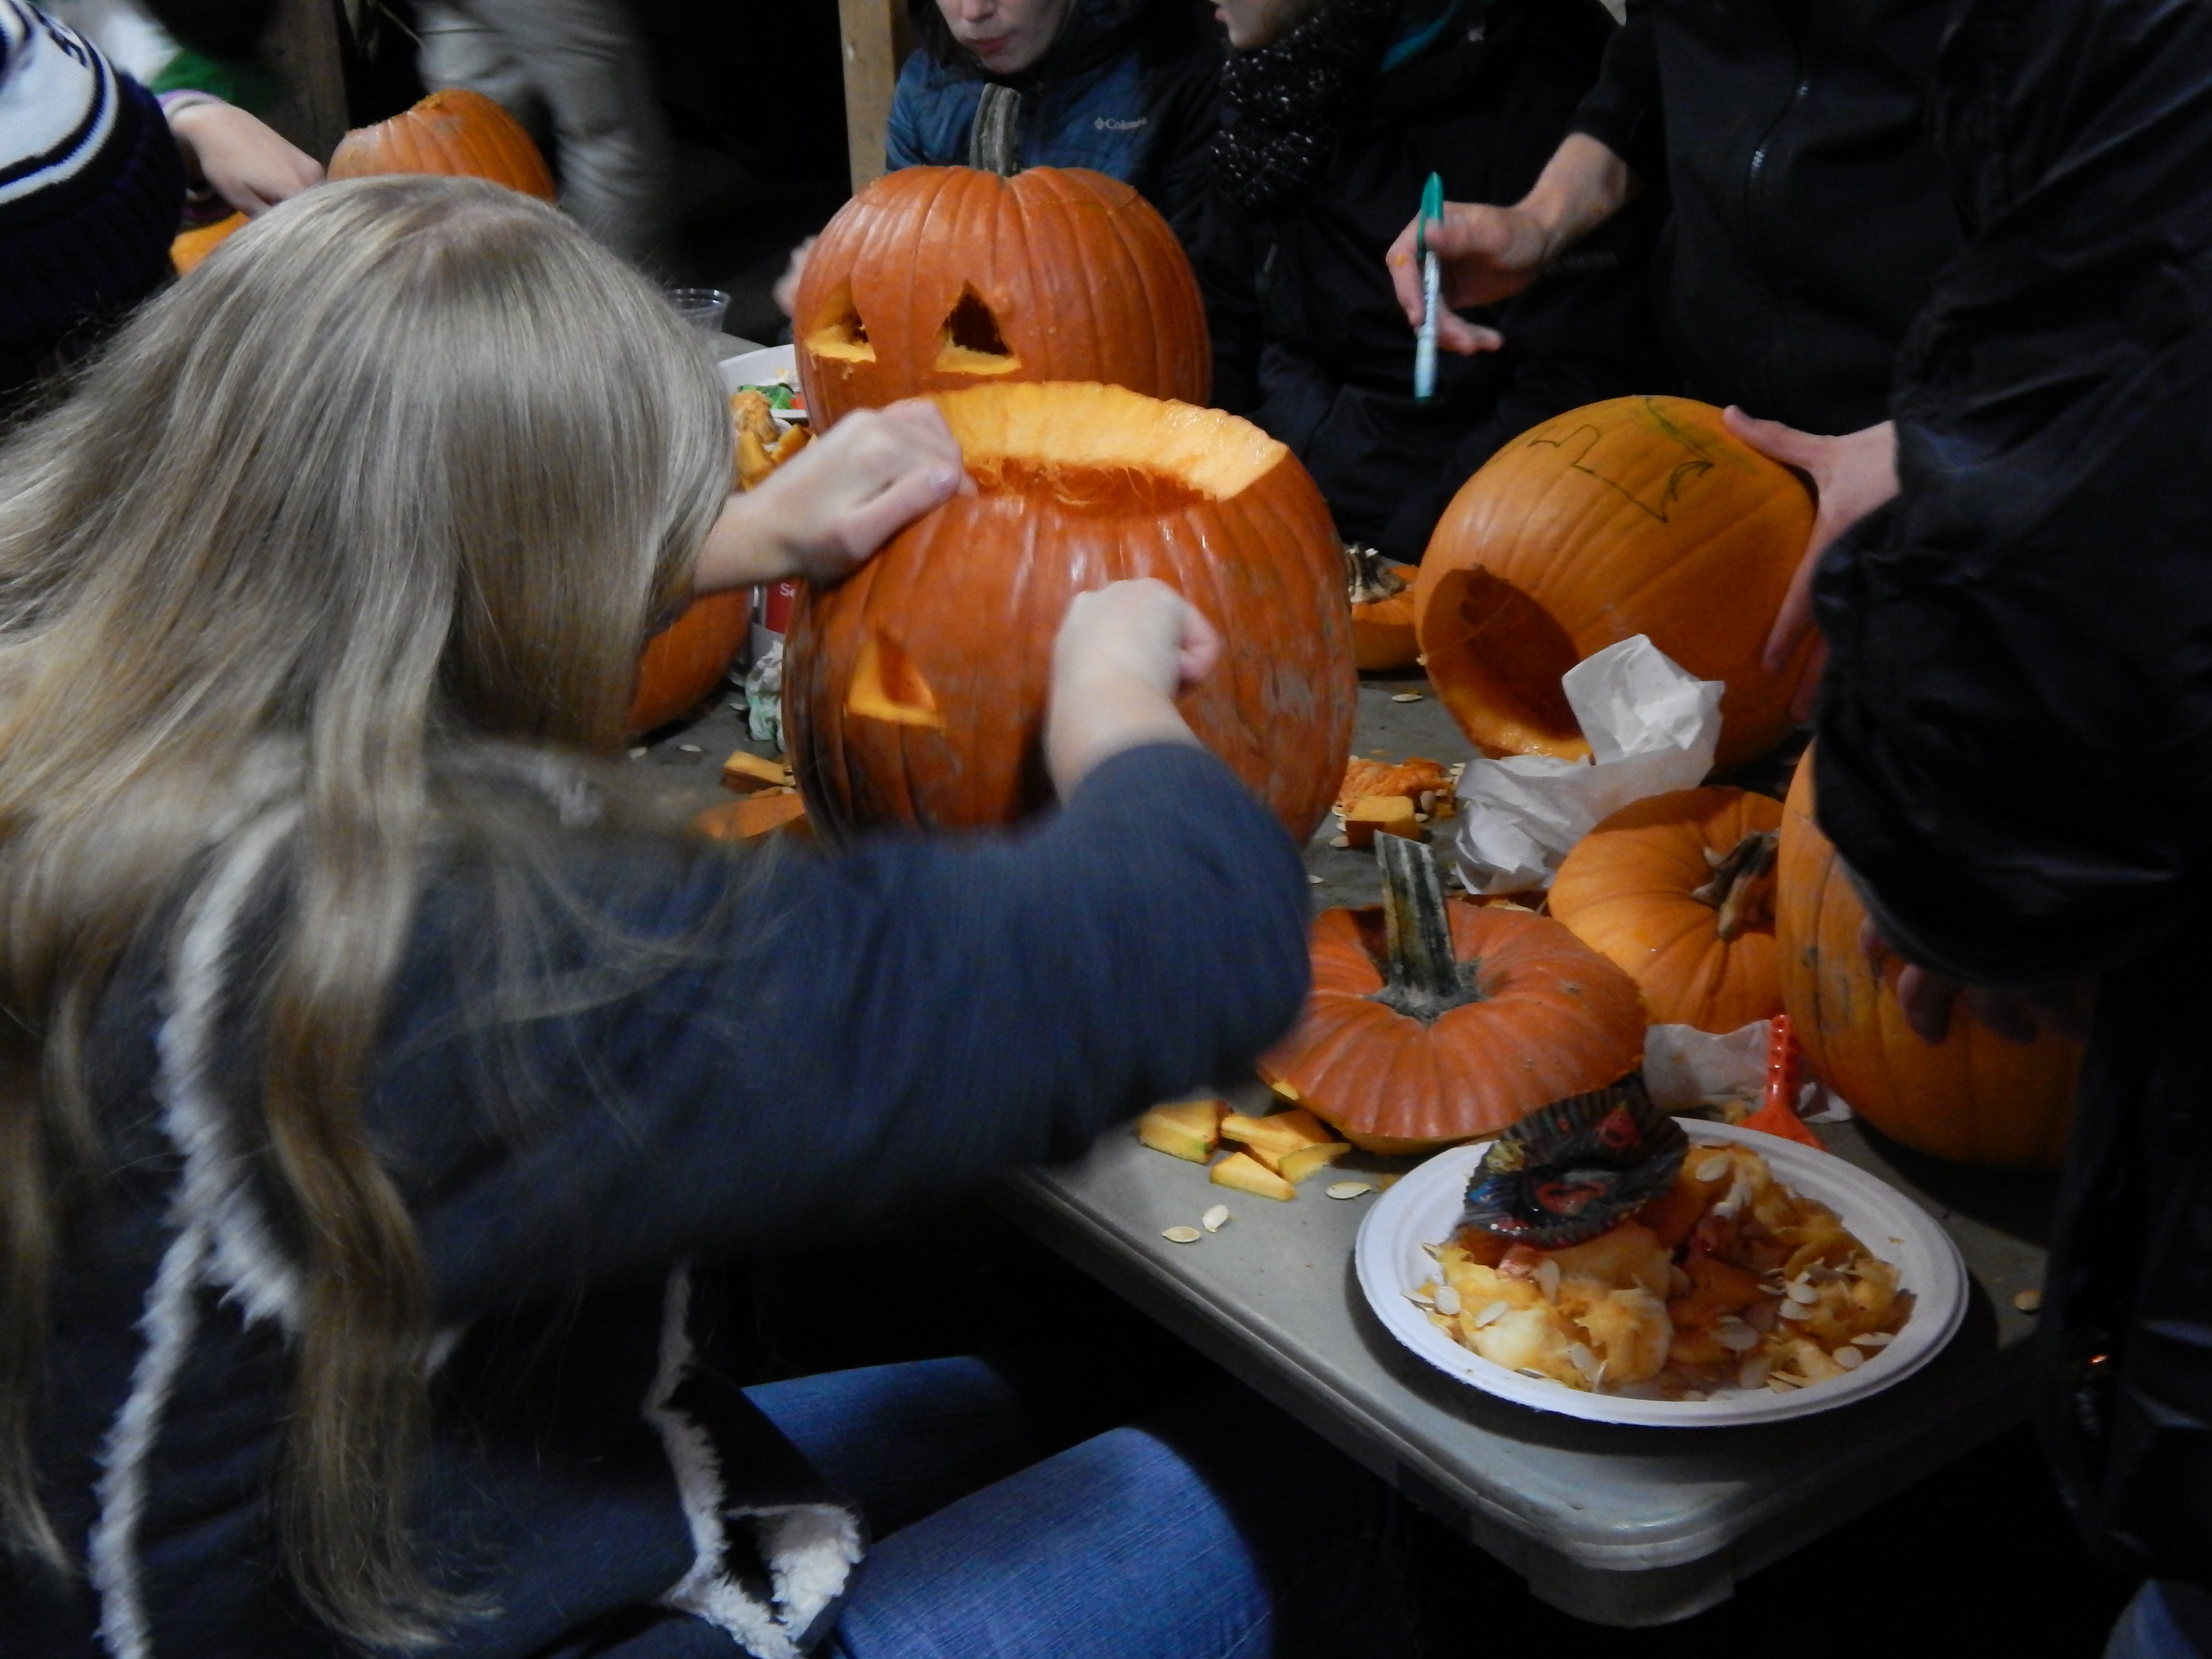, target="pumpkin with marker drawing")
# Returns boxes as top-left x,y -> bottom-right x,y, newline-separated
1414,396 -> 1815,775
